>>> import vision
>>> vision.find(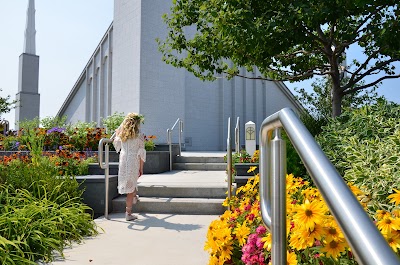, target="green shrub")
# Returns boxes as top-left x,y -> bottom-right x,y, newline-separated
0,184 -> 97,264
0,157 -> 83,204
316,99 -> 400,213
101,112 -> 125,134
